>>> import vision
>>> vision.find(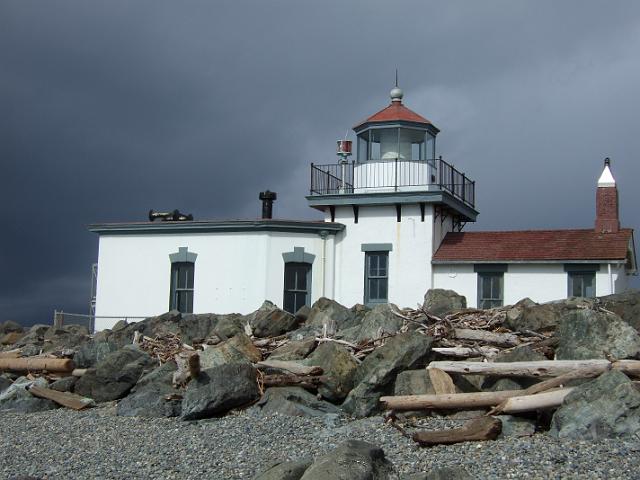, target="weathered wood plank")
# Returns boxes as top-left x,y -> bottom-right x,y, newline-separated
412,416 -> 502,446
28,385 -> 95,410
380,390 -> 523,411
